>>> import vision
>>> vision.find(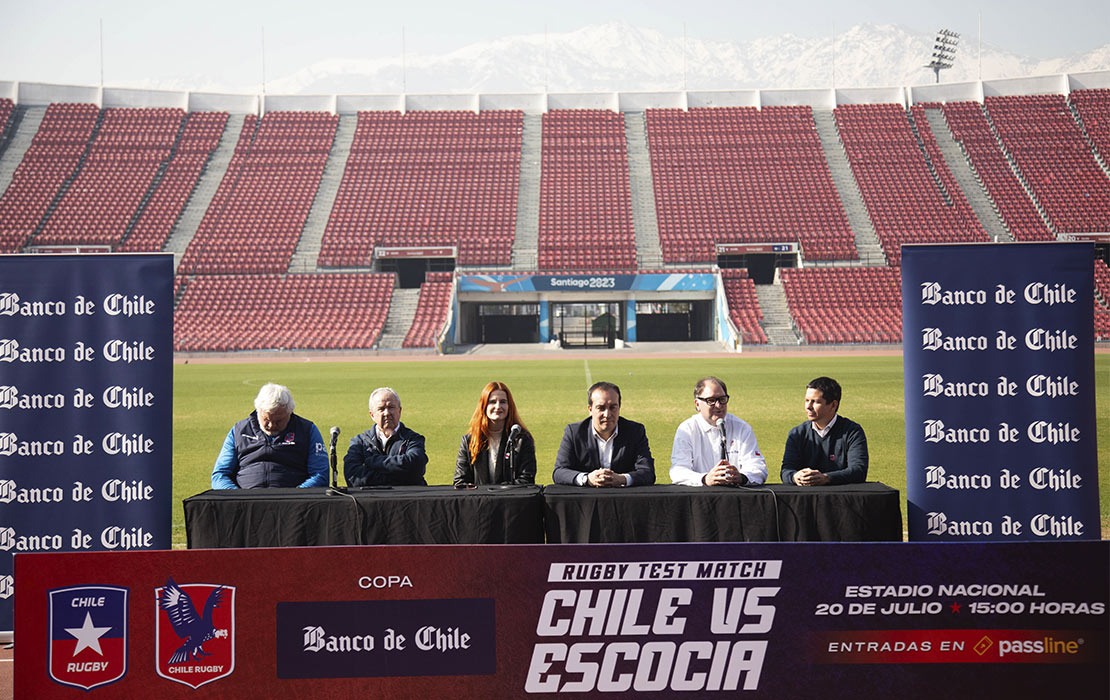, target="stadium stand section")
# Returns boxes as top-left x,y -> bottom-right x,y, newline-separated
173,272 -> 394,351
119,111 -> 228,252
984,94 -> 1110,235
1071,89 -> 1110,162
646,106 -> 856,264
0,103 -> 99,252
1,79 -> 1108,350
538,109 -> 637,270
1096,259 -> 1110,341
780,267 -> 902,344
177,111 -> 337,274
318,110 -> 522,268
939,101 -> 1055,242
34,108 -> 183,247
834,103 -> 987,265
720,268 -> 768,345
402,271 -> 454,348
